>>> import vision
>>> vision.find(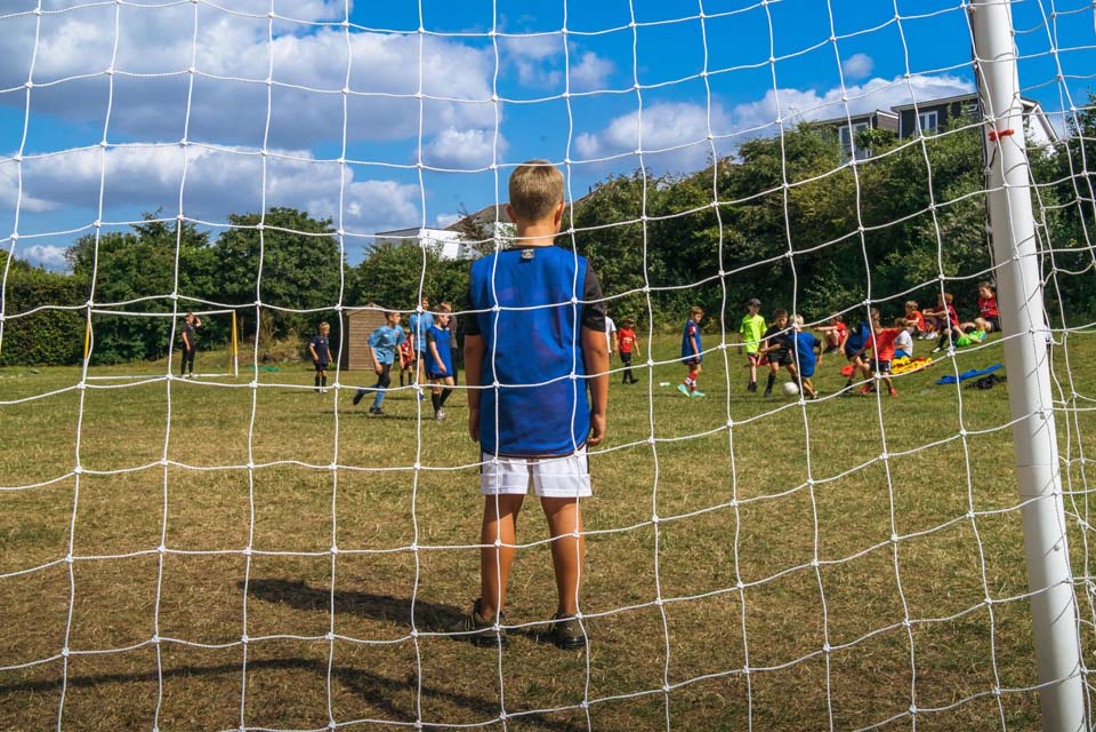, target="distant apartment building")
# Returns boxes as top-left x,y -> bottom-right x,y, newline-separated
374,204 -> 514,261
816,92 -> 1058,163
821,109 -> 899,162
373,227 -> 473,261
